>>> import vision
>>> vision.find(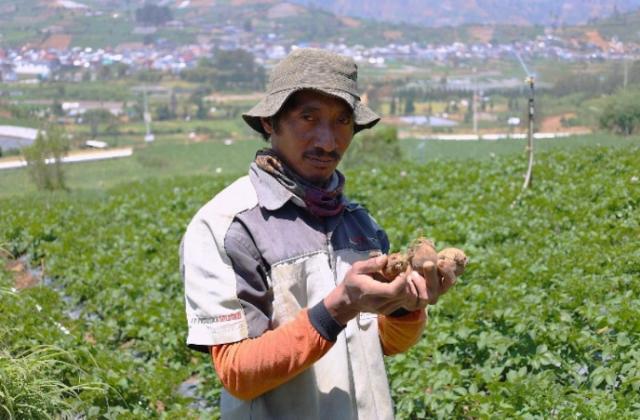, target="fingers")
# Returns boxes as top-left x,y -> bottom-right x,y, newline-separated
408,271 -> 429,309
406,272 -> 418,297
384,268 -> 411,295
422,260 -> 441,304
350,264 -> 408,301
345,258 -> 447,314
378,271 -> 417,314
352,254 -> 388,275
345,251 -> 460,316
437,259 -> 457,294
